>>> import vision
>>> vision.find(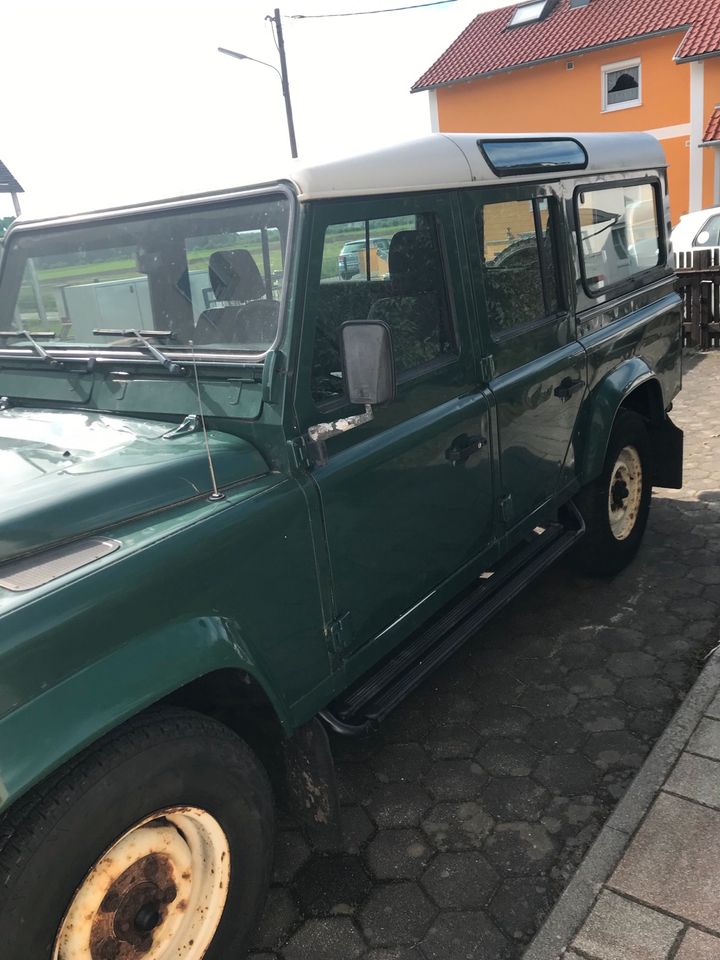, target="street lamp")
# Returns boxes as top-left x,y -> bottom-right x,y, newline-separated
218,8 -> 298,159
